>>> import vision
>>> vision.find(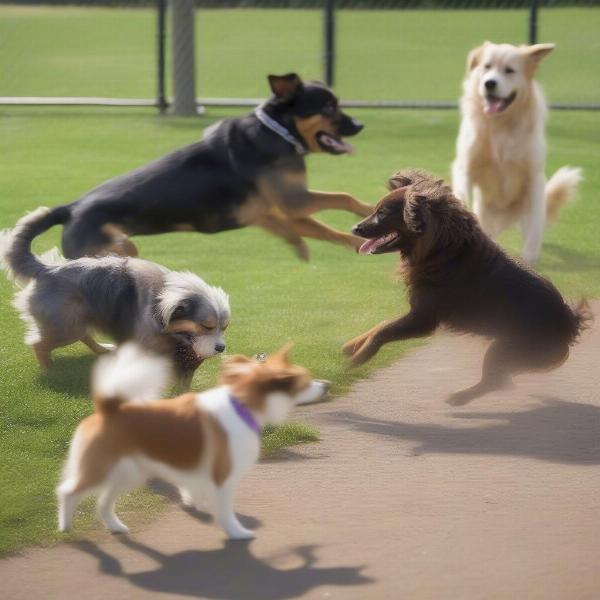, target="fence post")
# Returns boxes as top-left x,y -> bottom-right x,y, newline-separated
157,0 -> 167,114
528,0 -> 538,45
169,0 -> 197,116
324,0 -> 335,86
